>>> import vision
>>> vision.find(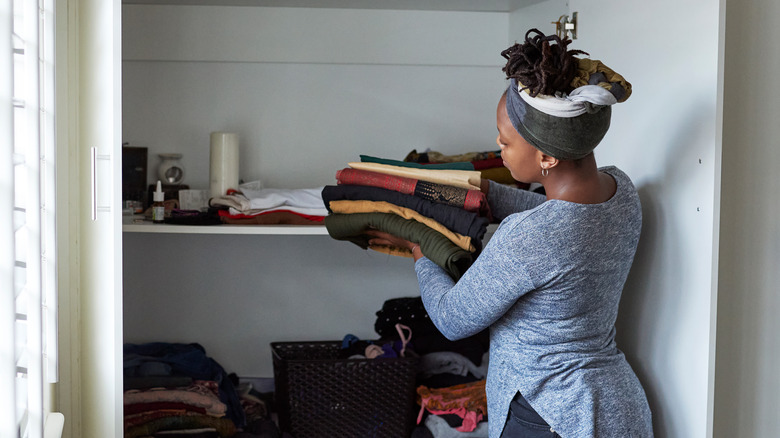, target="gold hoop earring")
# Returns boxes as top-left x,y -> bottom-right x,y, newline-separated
541,168 -> 549,177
